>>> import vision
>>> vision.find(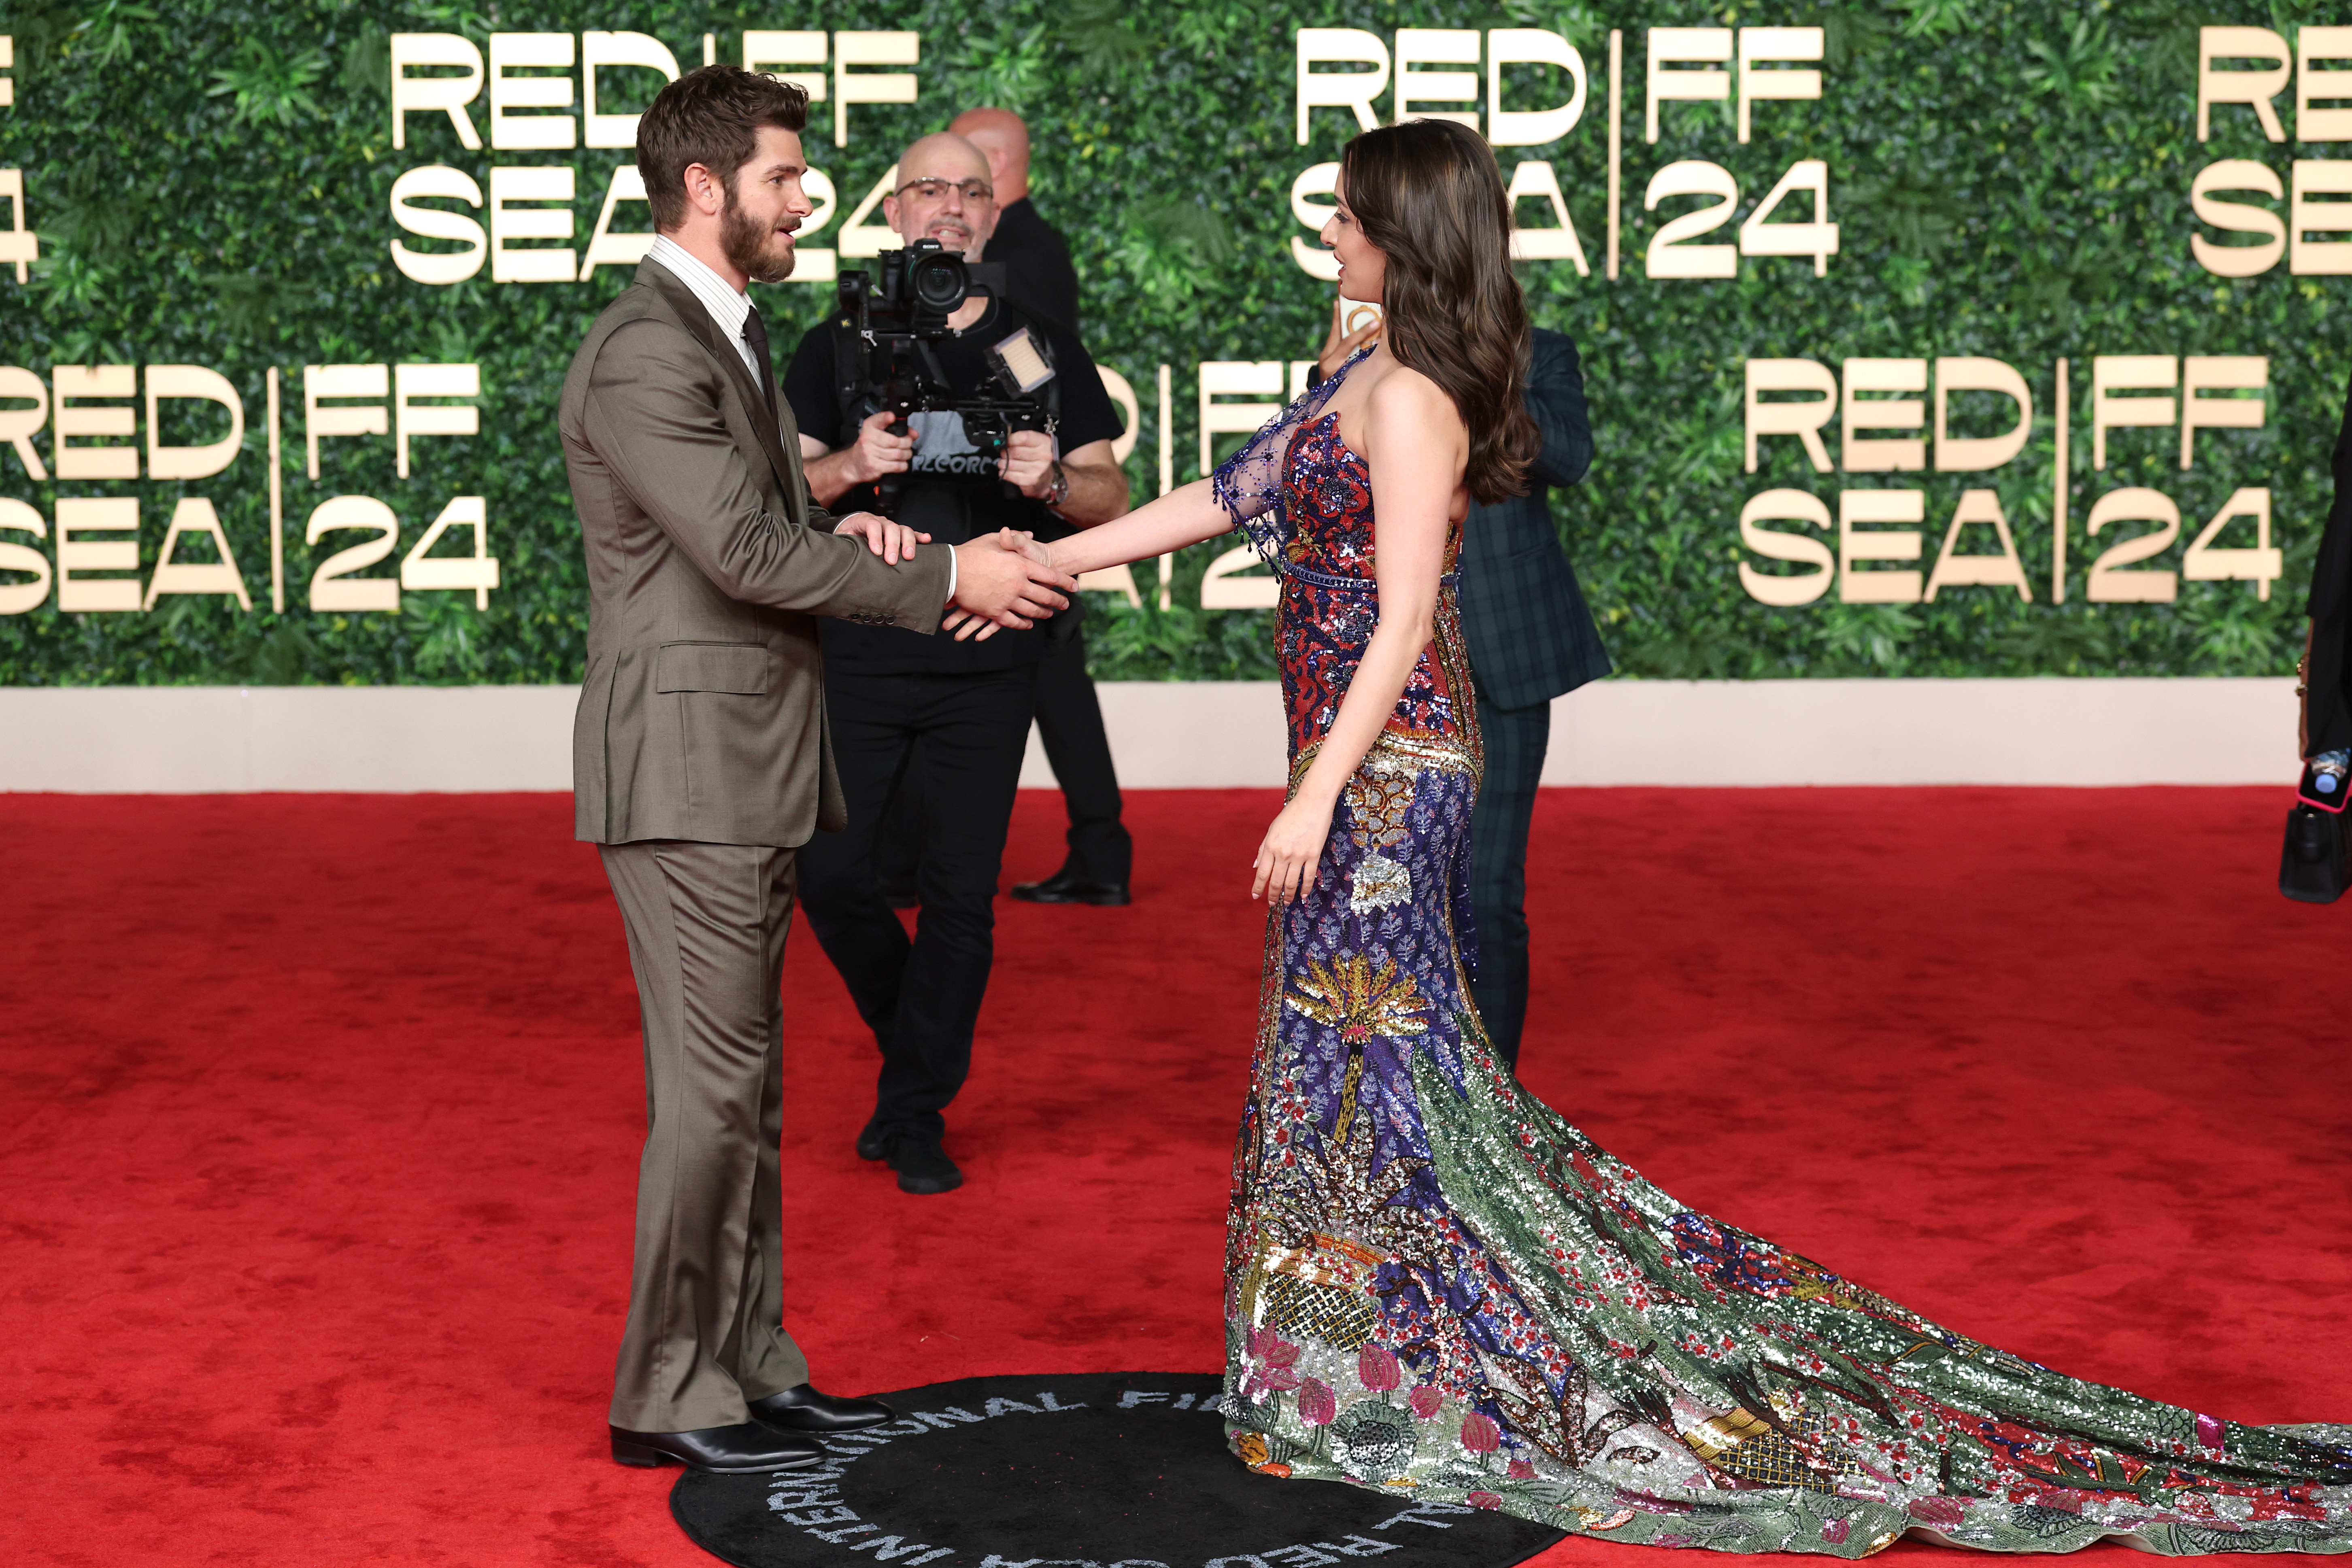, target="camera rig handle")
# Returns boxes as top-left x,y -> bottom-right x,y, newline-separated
832,242 -> 1051,519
